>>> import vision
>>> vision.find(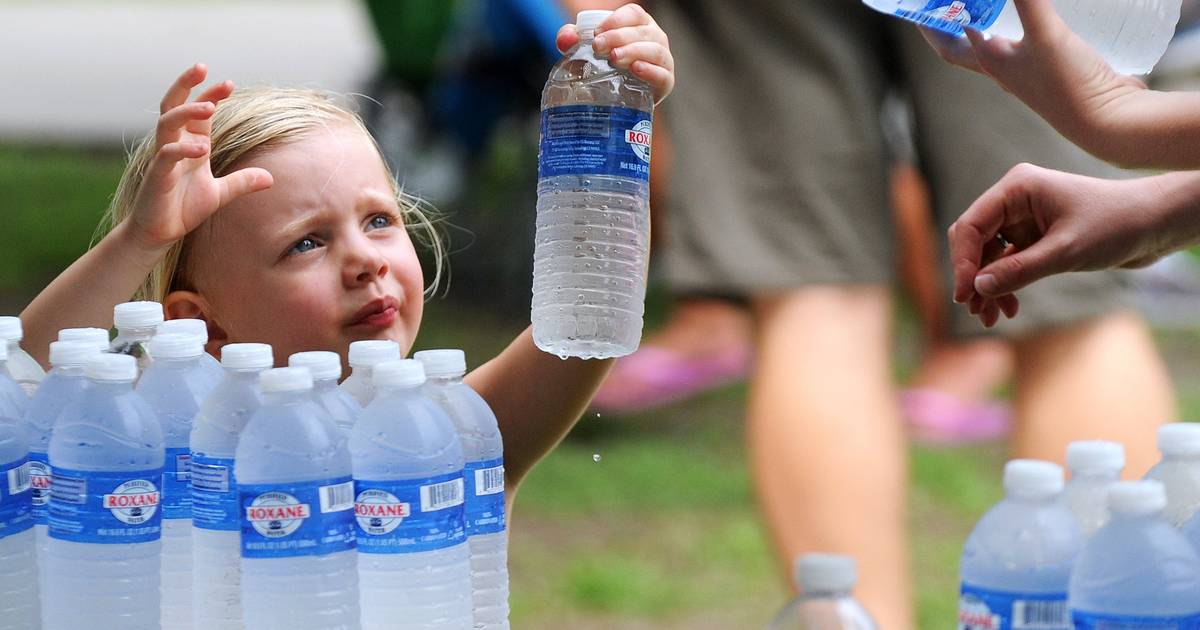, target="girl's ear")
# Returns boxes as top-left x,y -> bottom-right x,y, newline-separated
163,290 -> 228,357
